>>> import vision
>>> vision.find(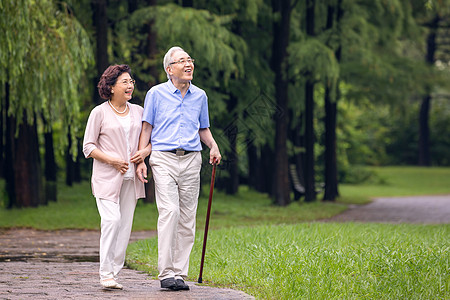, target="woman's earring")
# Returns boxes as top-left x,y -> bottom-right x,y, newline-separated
111,90 -> 114,93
